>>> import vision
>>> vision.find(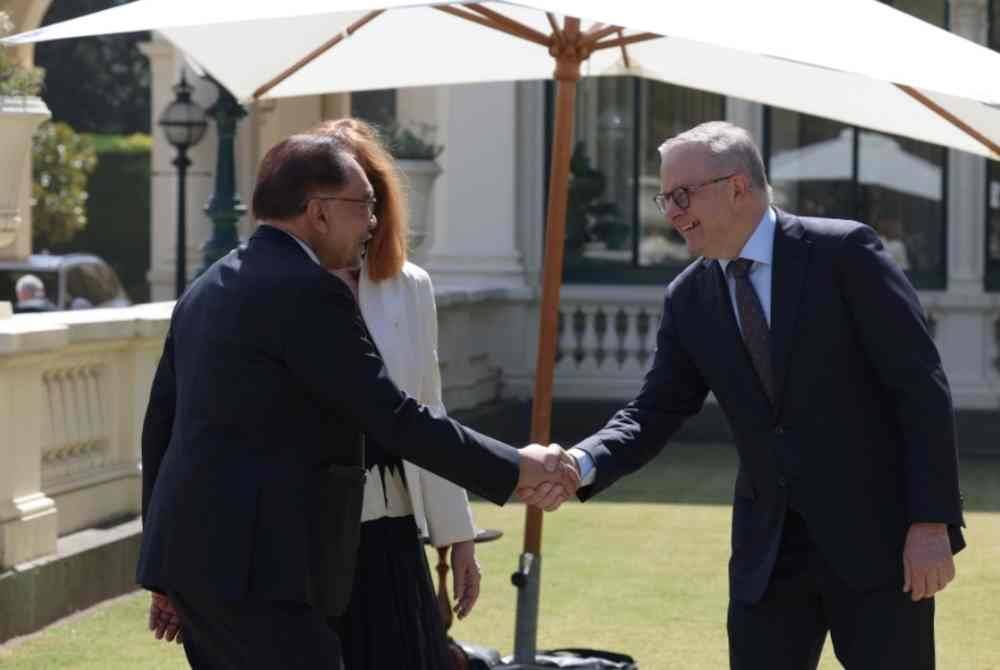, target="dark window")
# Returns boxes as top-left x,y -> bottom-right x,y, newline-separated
556,77 -> 724,284
350,89 -> 397,130
767,111 -> 947,289
987,0 -> 1000,291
